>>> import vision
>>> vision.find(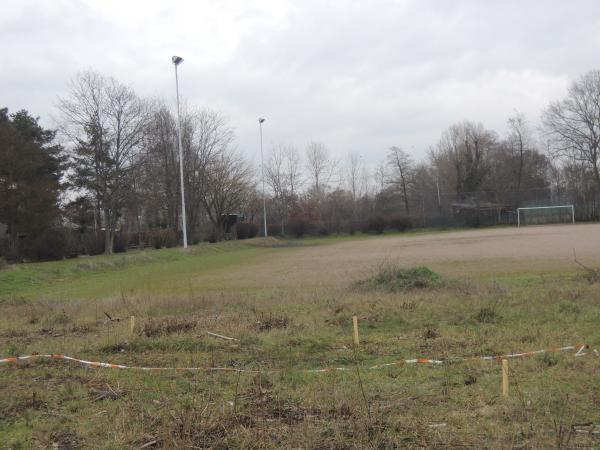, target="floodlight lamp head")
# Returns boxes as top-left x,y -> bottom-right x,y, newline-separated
258,117 -> 265,124
172,56 -> 184,65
